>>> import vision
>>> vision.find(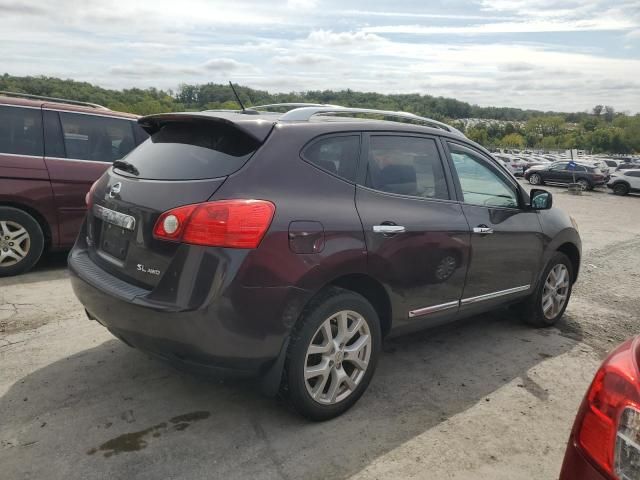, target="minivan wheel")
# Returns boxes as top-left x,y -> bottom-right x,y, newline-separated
516,251 -> 573,327
0,207 -> 45,277
613,183 -> 629,196
282,287 -> 381,421
529,173 -> 542,185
